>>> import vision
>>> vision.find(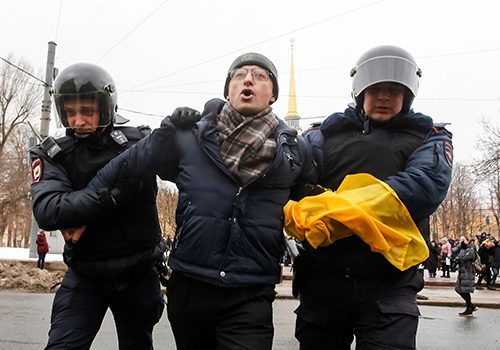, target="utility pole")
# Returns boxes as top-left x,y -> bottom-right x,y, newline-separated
29,41 -> 57,258
40,41 -> 57,138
